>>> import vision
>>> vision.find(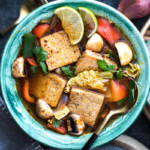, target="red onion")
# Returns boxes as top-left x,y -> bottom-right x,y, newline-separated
57,94 -> 69,109
118,0 -> 150,19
